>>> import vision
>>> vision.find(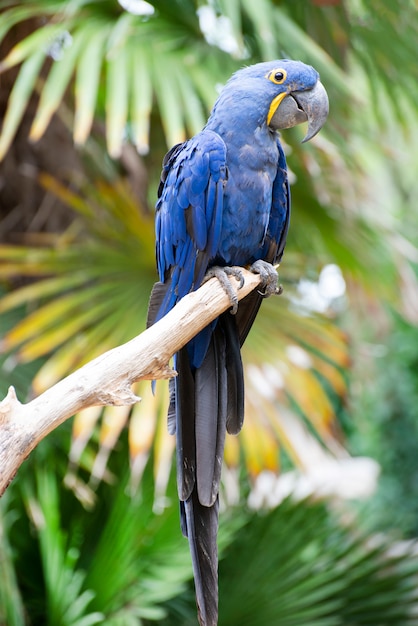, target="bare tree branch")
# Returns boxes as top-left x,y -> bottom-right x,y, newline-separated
0,268 -> 265,495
